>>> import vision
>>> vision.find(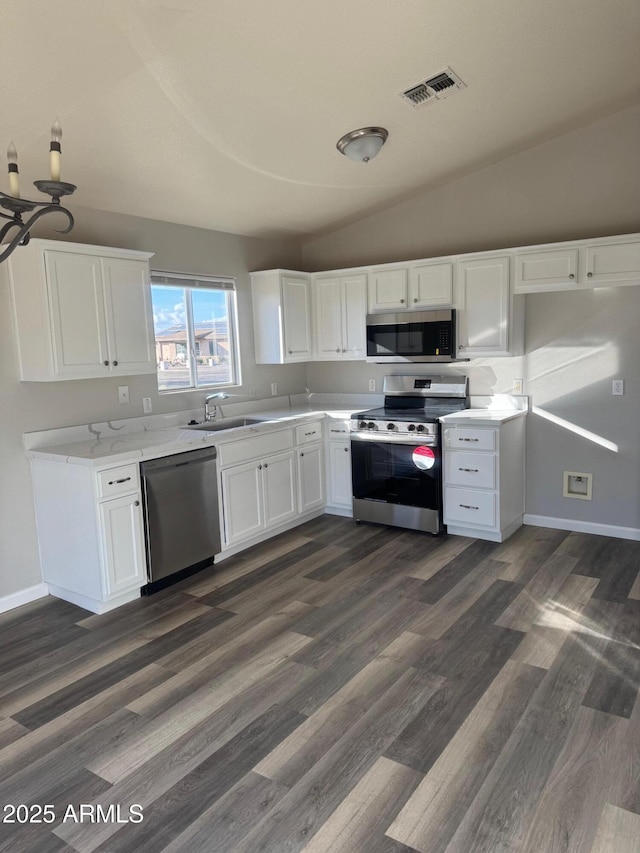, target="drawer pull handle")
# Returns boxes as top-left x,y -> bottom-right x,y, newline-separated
460,438 -> 479,442
108,476 -> 132,485
458,467 -> 479,473
304,431 -> 315,436
460,503 -> 479,510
